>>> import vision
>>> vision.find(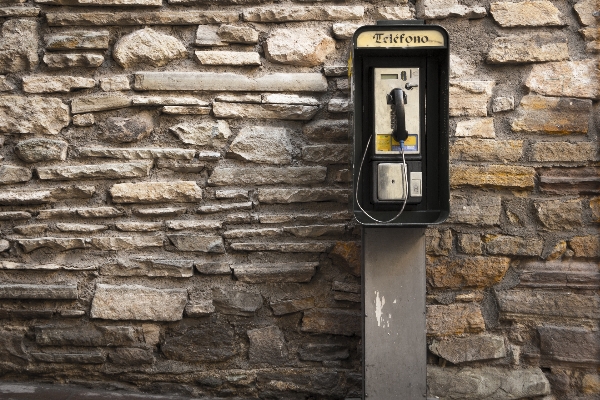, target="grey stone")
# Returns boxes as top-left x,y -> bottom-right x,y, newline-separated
262,94 -> 319,105
209,166 -> 326,186
109,347 -> 154,365
44,30 -> 109,50
299,343 -> 349,361
195,25 -> 226,46
35,325 -> 137,346
56,223 -> 107,233
417,0 -> 486,19
212,288 -> 262,316
258,188 -> 349,204
15,139 -> 68,163
531,141 -> 595,162
18,237 -> 87,253
0,185 -> 94,205
134,72 -> 328,92
487,33 -> 569,64
265,28 -> 335,67
430,334 -> 507,364
0,19 -> 38,73
301,309 -> 361,336
218,24 -> 258,44
161,105 -> 211,115
102,114 -> 154,143
229,242 -> 332,253
36,162 -> 151,181
90,236 -> 163,251
303,119 -> 349,142
215,93 -> 261,103
37,0 -> 161,5
373,6 -> 413,20
0,284 -> 78,299
47,11 -> 239,26
0,75 -> 14,91
0,331 -> 28,365
72,113 -> 94,126
232,262 -> 317,283
248,326 -> 288,365
512,95 -> 592,134
0,211 -> 31,220
0,6 -> 40,17
302,145 -> 350,164
525,60 -> 599,100
113,28 -> 187,69
195,51 -> 260,66
270,297 -> 314,315
323,66 -> 348,76
328,97 -> 351,113
0,165 -> 31,184
102,258 -> 193,278
114,222 -> 162,231
166,220 -> 221,230
77,147 -> 195,160
169,120 -> 231,147
90,284 -> 187,321
490,0 -> 564,27
110,181 -> 202,203
167,234 -> 225,253
196,201 -> 252,214
43,53 -> 104,68
242,5 -> 364,22
213,102 -> 318,120
71,93 -> 131,114
496,289 -> 600,319
223,227 -> 281,239
195,262 -> 231,275
284,224 -> 346,237
13,224 -> 48,236
538,325 -> 600,364
534,199 -> 583,230
23,76 -> 95,93
31,352 -> 105,364
100,76 -> 130,91
491,97 -> 514,113
427,304 -> 485,336
215,189 -> 248,200
229,126 -> 292,165
448,194 -> 501,226
184,301 -> 215,317
485,235 -> 543,256
0,96 -> 69,135
427,366 -> 551,399
77,207 -> 124,218
162,319 -> 236,362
